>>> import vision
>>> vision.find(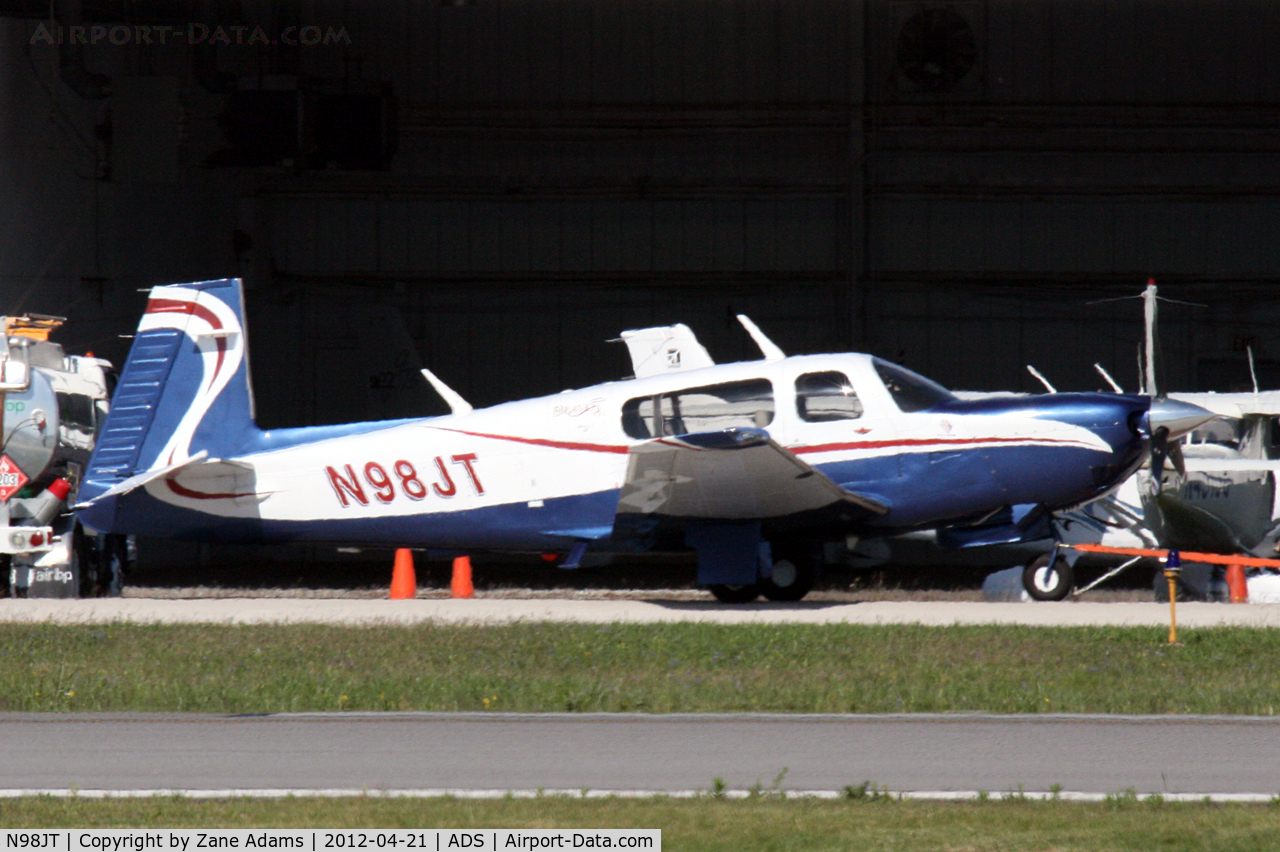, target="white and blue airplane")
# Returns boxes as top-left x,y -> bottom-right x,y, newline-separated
75,278 -> 1214,602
